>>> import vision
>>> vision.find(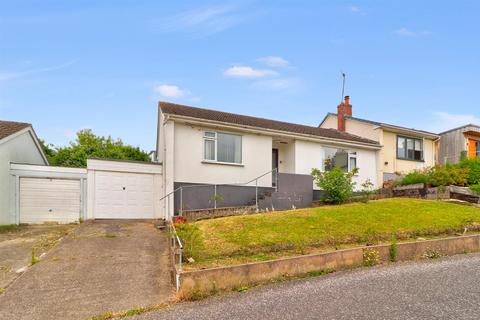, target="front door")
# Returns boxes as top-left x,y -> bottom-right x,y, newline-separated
469,139 -> 478,159
272,149 -> 279,186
